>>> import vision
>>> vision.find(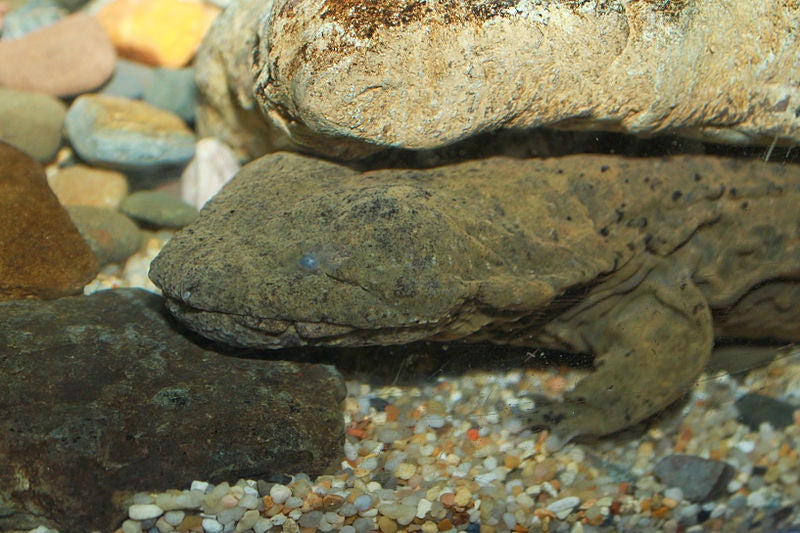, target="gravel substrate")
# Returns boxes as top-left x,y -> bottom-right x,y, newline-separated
46,240 -> 798,533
